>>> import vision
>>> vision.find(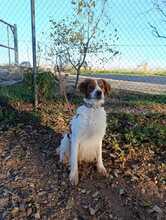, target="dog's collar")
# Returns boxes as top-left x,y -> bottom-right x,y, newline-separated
84,101 -> 104,109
